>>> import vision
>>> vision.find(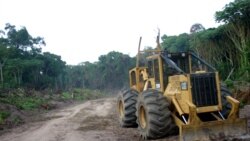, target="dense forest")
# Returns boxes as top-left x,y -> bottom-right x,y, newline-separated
0,24 -> 135,90
162,0 -> 250,82
0,0 -> 249,92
